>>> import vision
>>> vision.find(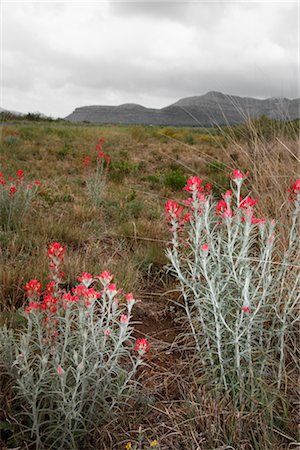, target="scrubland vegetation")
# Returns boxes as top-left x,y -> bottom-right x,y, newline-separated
0,117 -> 299,449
